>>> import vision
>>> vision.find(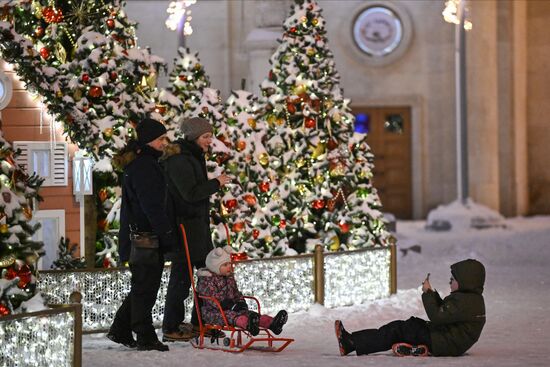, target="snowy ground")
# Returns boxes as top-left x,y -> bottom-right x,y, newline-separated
83,216 -> 550,366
